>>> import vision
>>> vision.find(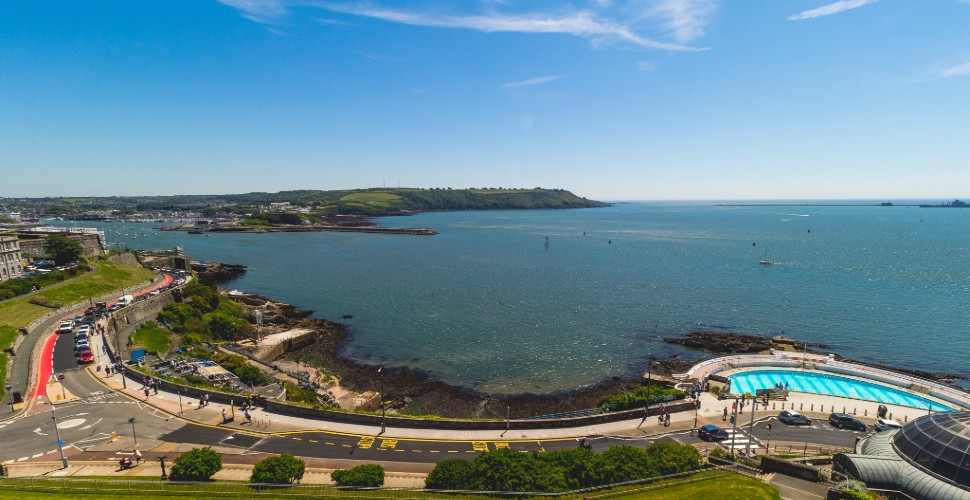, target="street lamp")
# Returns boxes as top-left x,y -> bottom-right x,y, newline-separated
378,365 -> 385,434
128,417 -> 137,447
51,404 -> 69,469
177,389 -> 184,415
